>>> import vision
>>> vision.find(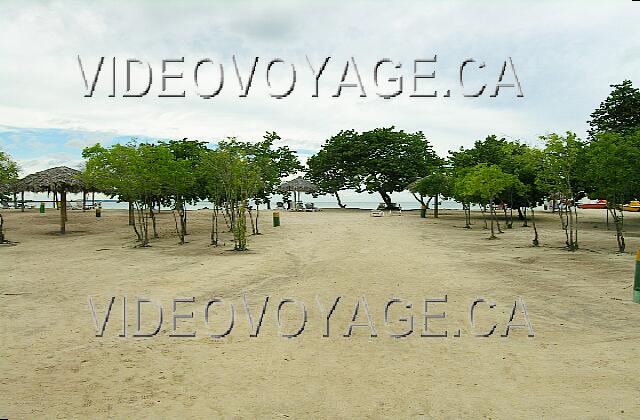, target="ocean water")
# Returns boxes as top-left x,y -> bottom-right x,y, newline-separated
10,191 -> 476,211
